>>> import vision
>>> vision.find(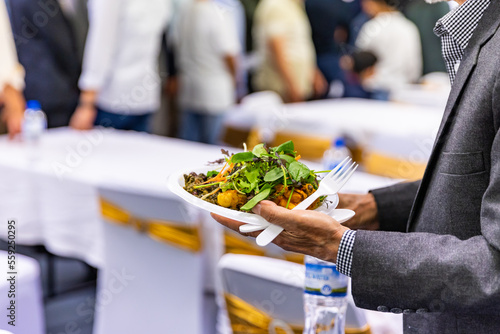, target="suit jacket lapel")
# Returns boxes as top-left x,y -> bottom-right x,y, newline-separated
435,4 -> 500,143
407,2 -> 500,231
